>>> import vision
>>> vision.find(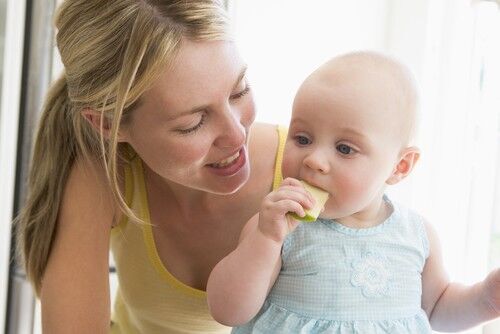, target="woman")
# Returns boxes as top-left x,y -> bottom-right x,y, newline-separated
15,1 -> 287,333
